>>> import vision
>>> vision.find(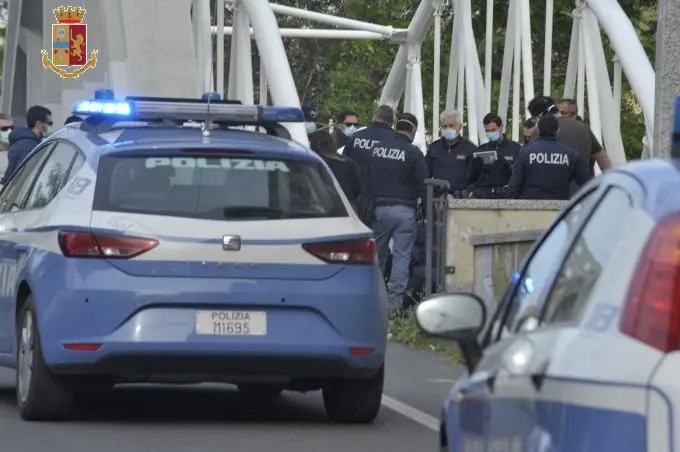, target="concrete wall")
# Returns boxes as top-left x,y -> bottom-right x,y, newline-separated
2,0 -> 201,125
446,199 -> 567,292
471,230 -> 543,312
